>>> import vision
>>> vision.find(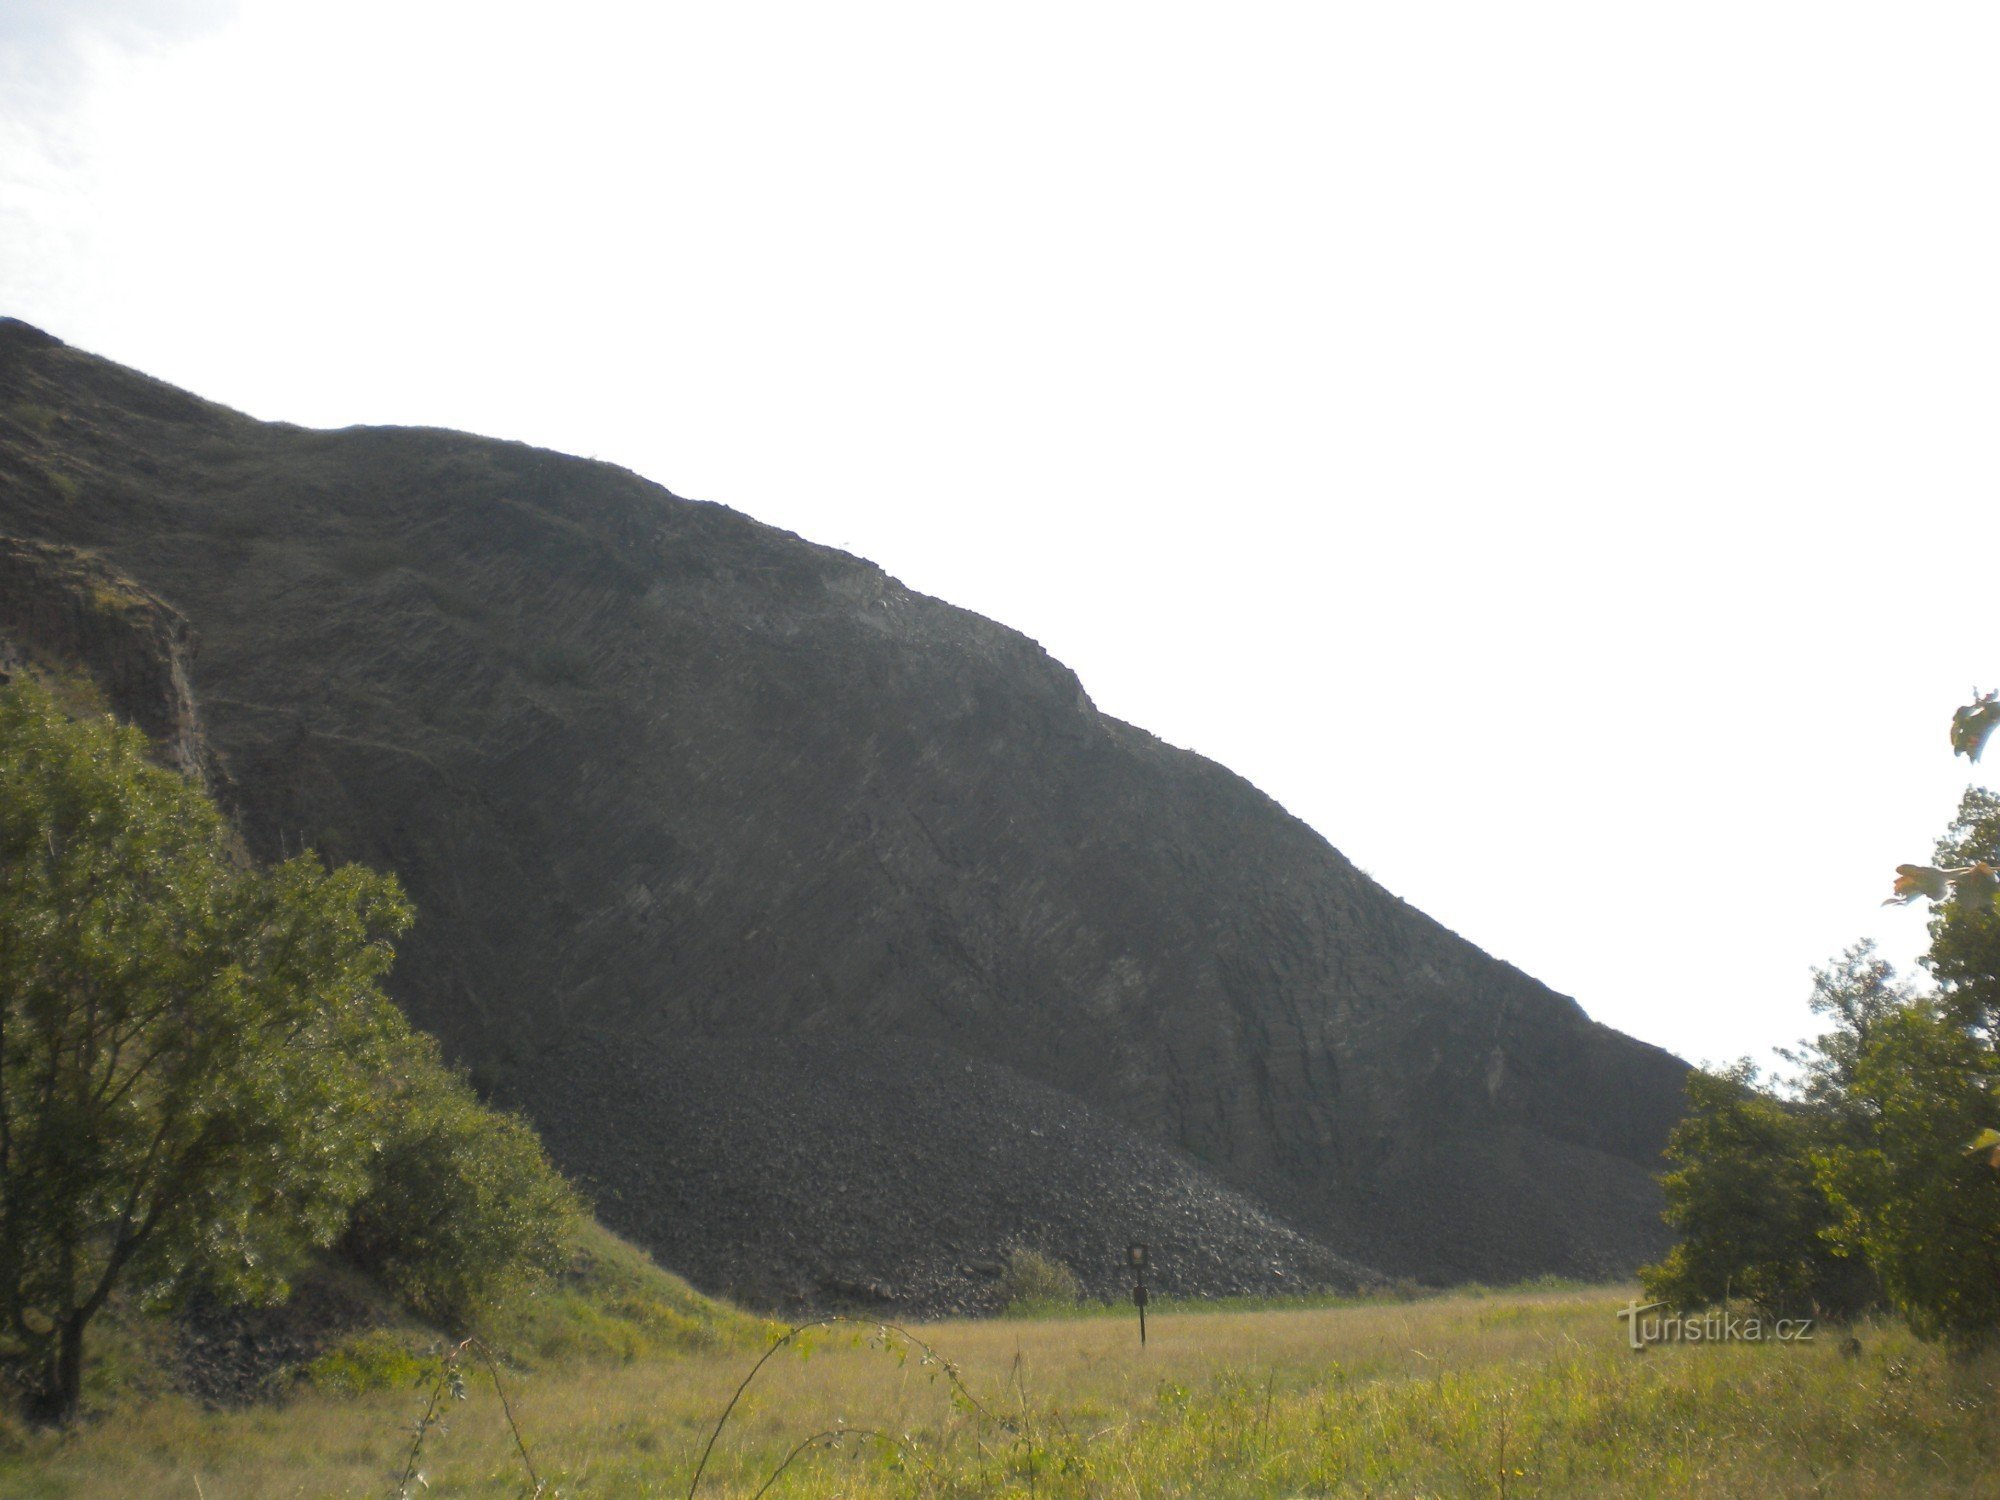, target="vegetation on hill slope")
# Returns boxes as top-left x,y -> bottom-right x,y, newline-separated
0,673 -> 585,1421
